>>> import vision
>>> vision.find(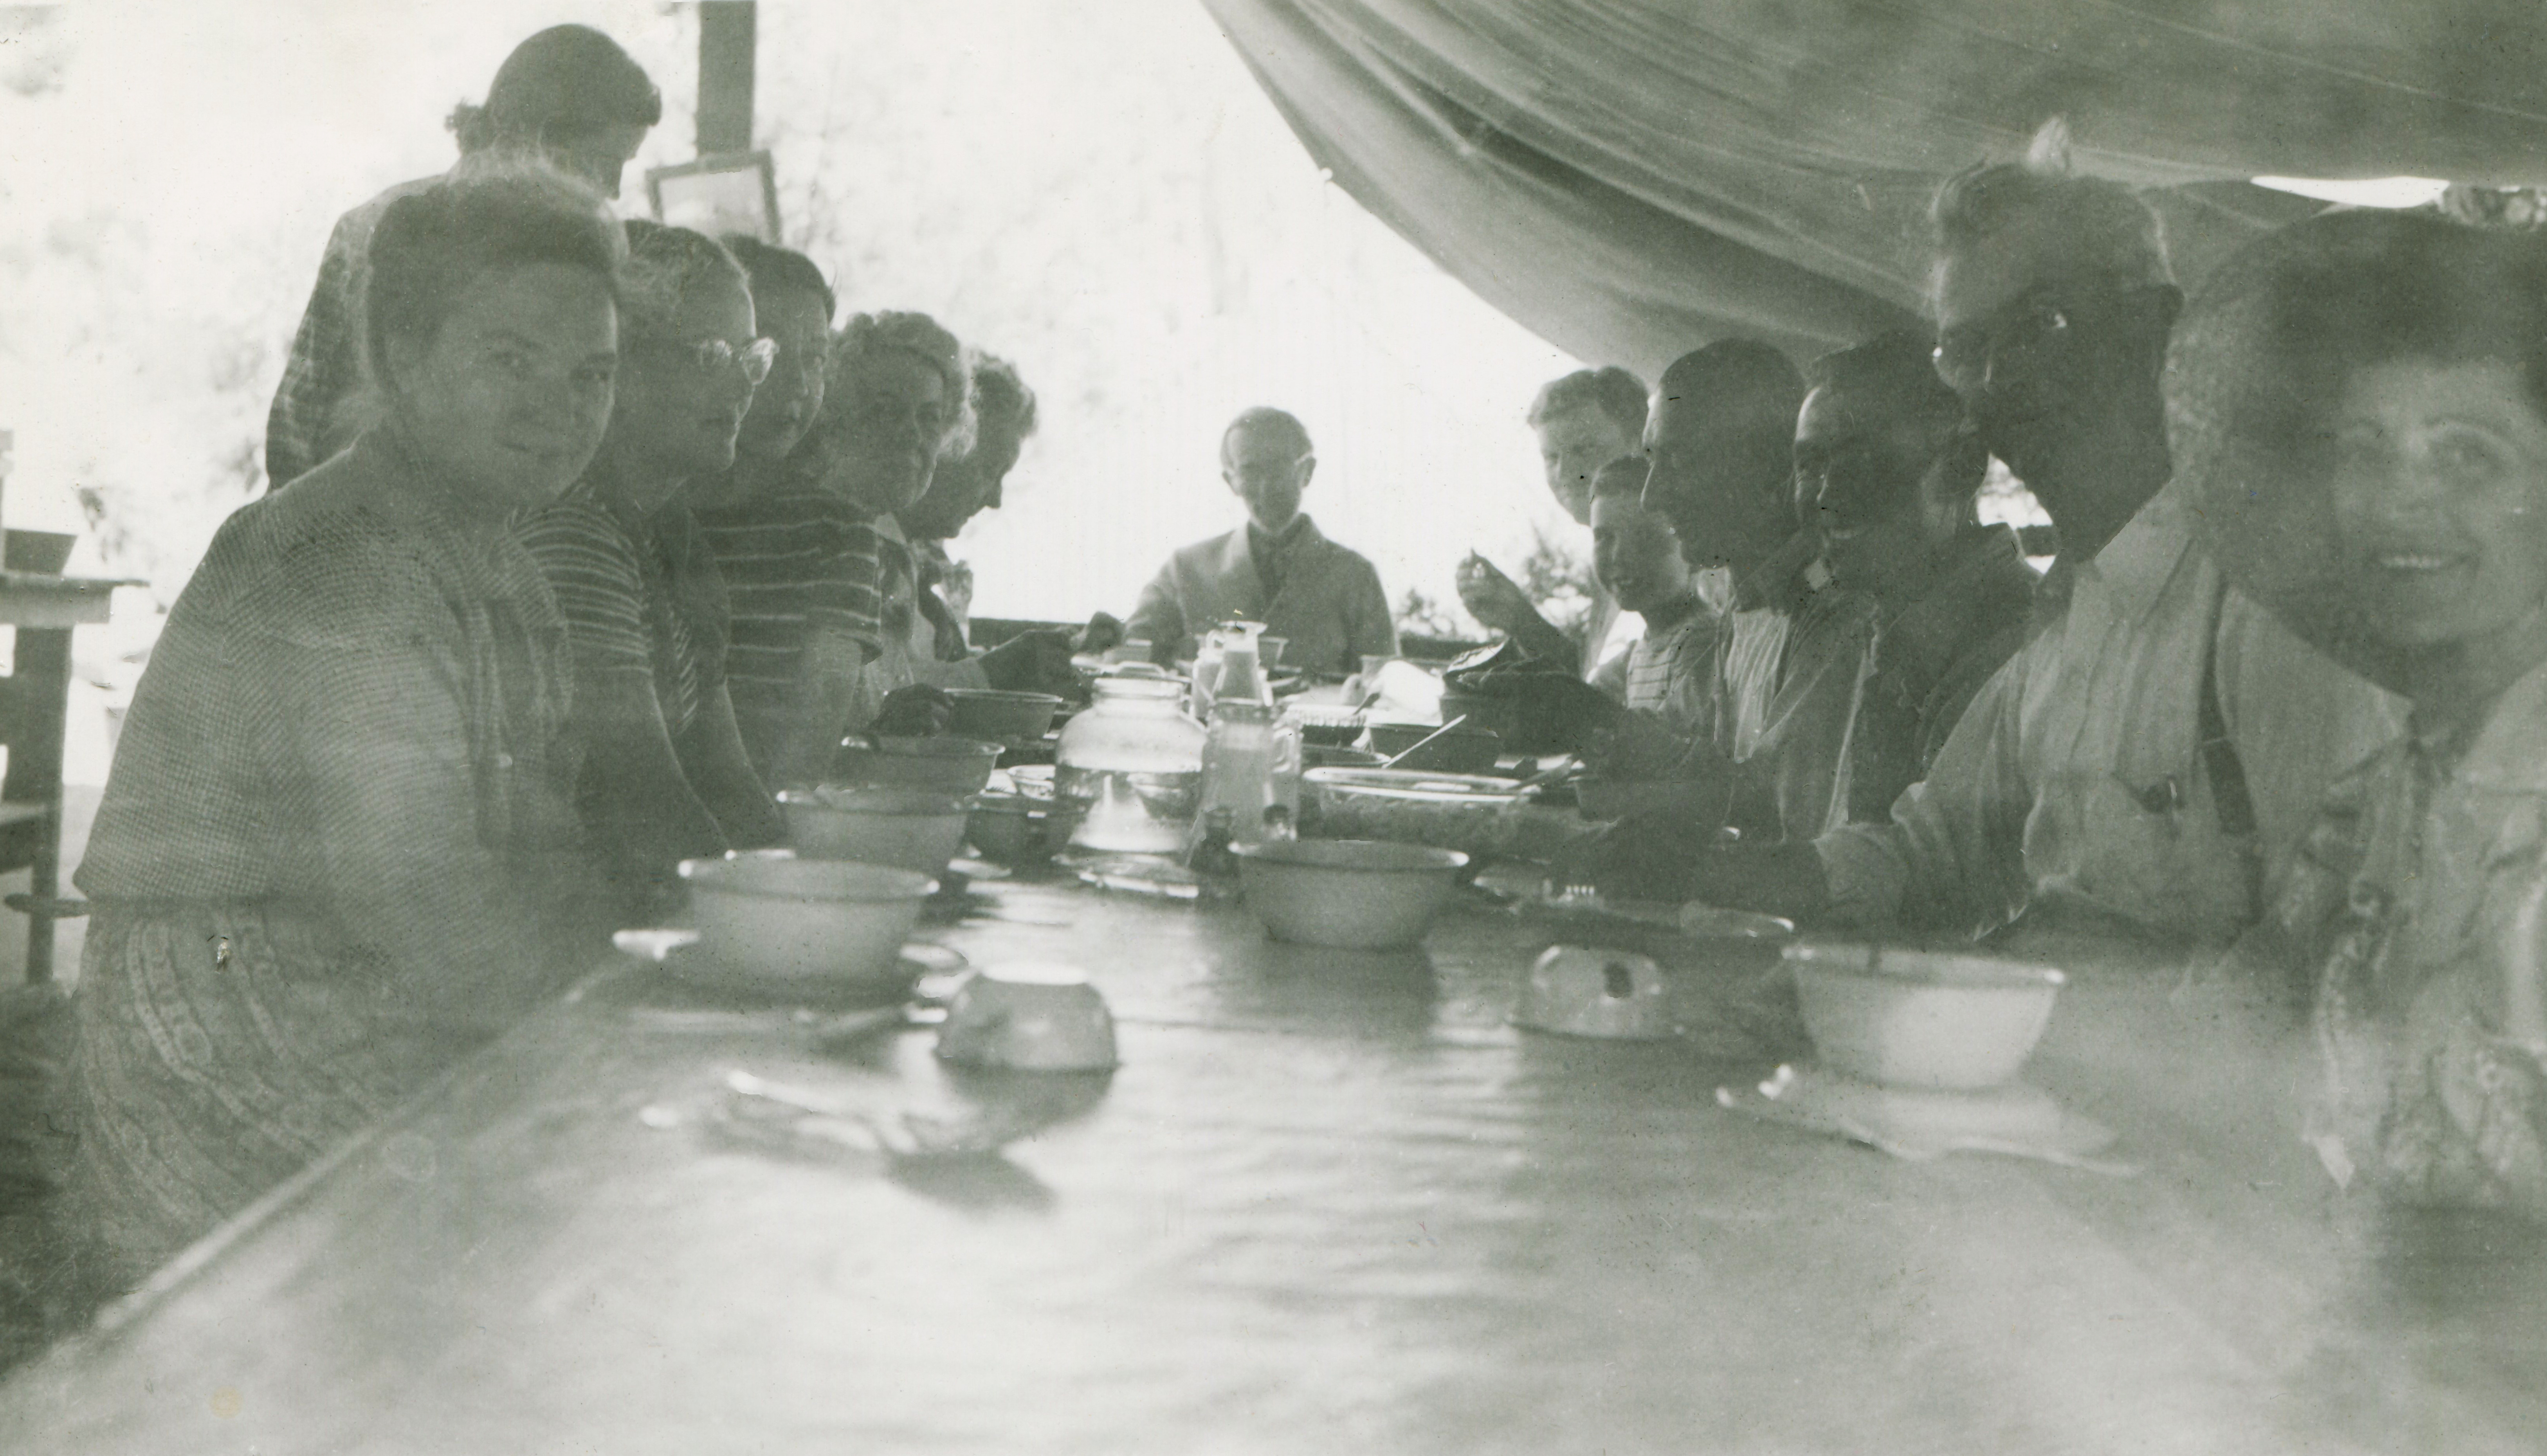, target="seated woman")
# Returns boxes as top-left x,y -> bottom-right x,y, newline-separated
2193,212 -> 2547,1218
68,166 -> 622,1290
709,234 -> 833,503
698,314 -> 1071,784
516,222 -> 785,918
898,353 -> 1038,661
